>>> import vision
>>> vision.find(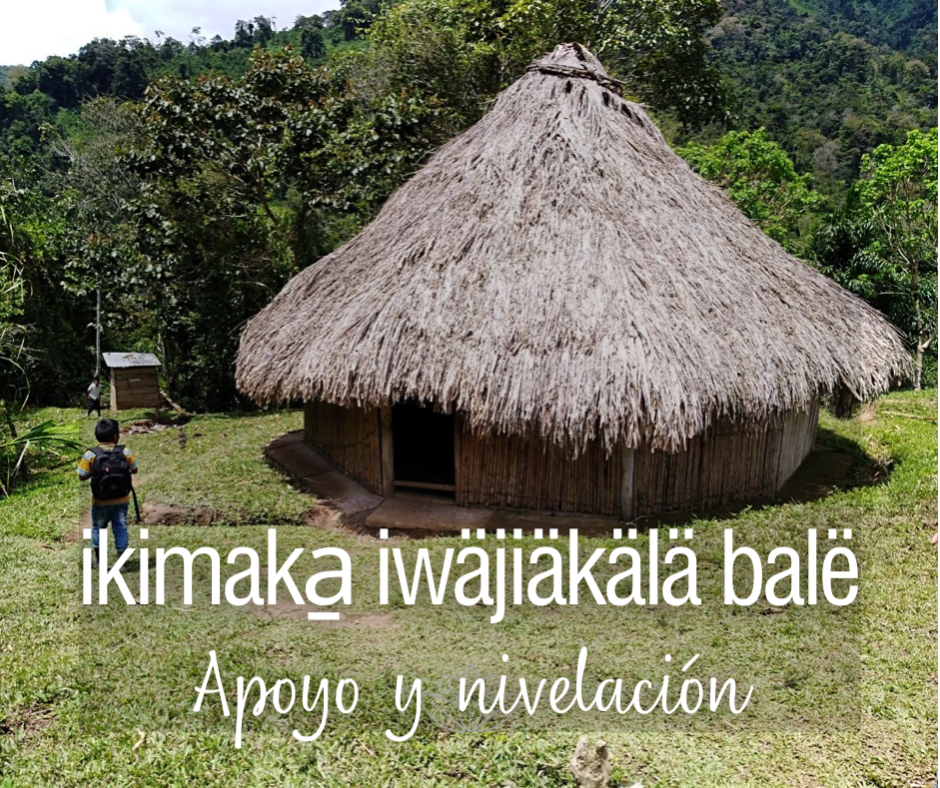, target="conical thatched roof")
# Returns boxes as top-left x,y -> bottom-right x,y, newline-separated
237,43 -> 910,452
